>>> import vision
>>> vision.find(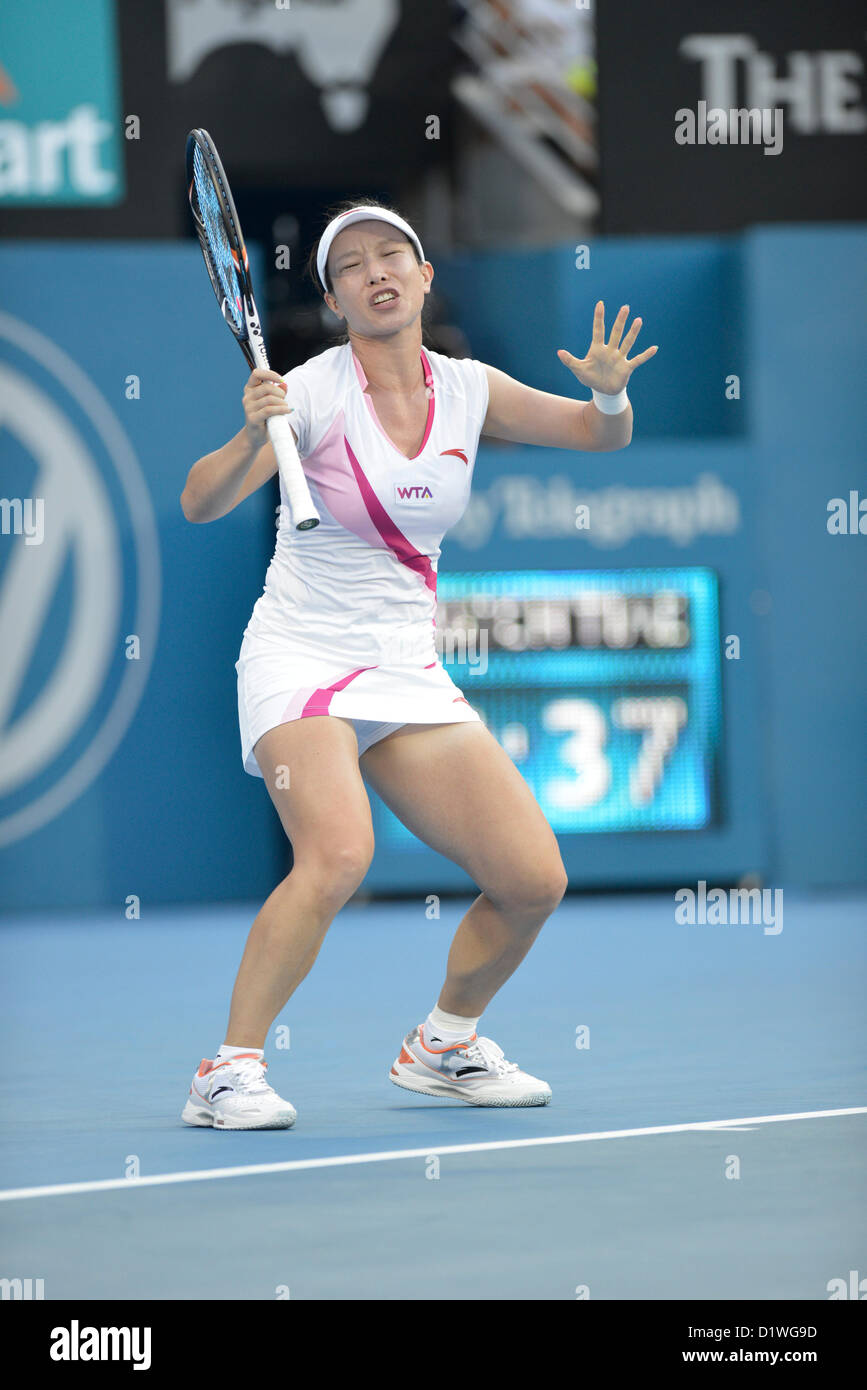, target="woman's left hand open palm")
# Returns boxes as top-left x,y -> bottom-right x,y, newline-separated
557,301 -> 658,395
